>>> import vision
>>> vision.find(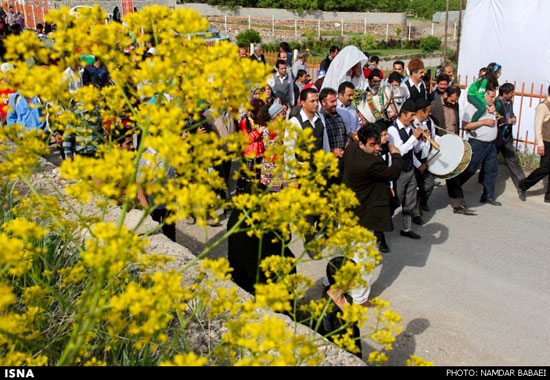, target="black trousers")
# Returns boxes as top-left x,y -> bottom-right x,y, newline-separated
213,159 -> 232,200
479,137 -> 525,191
151,208 -> 176,242
520,141 -> 550,196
